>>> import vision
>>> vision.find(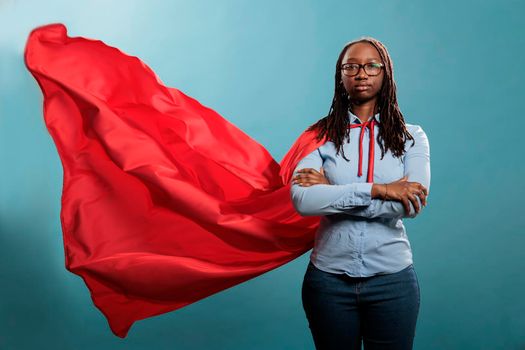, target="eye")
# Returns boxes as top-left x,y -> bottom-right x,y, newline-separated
342,63 -> 359,70
364,62 -> 383,75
